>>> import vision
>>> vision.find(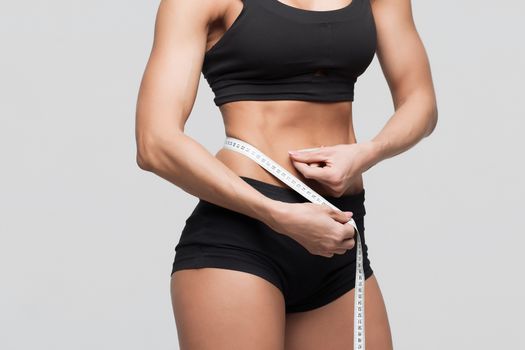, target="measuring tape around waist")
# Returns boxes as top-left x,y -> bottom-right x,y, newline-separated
223,137 -> 366,350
